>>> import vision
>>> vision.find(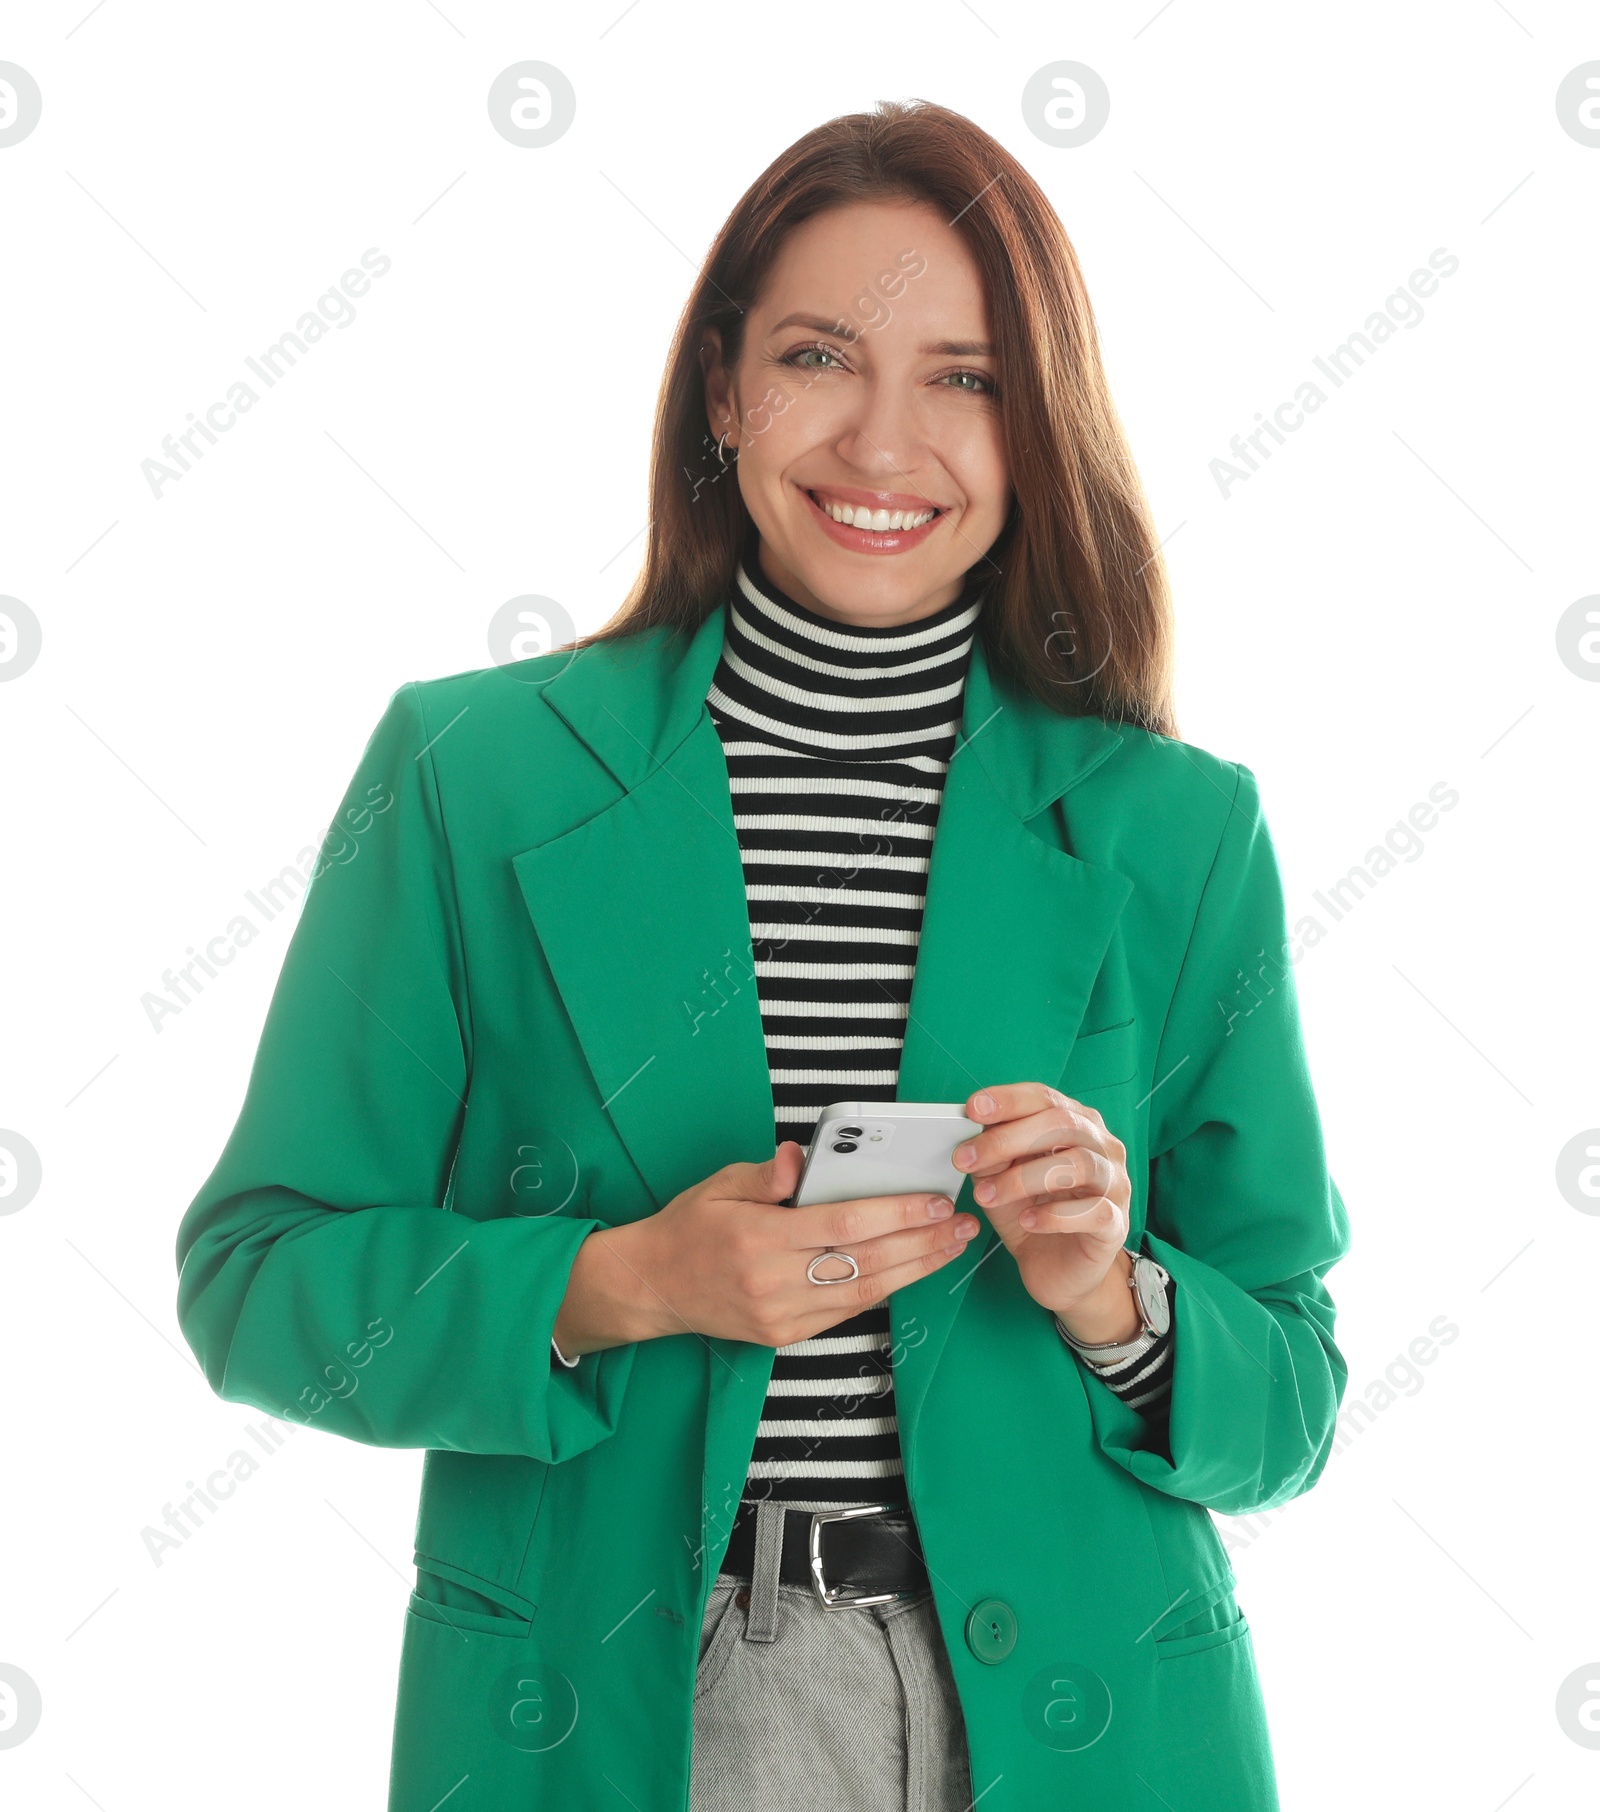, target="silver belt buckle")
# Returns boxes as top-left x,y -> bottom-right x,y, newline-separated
808,1502 -> 905,1610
